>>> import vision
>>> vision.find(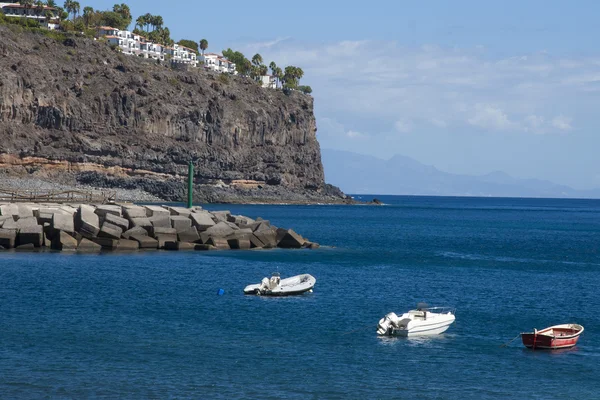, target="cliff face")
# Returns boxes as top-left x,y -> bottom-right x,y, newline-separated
0,26 -> 343,202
